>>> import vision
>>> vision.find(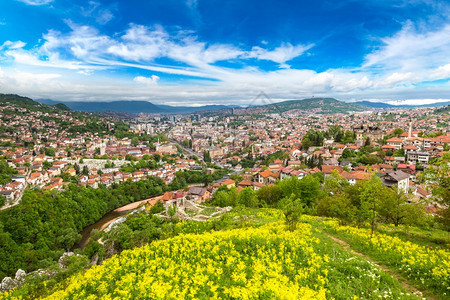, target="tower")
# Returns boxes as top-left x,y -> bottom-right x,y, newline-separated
408,120 -> 412,139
